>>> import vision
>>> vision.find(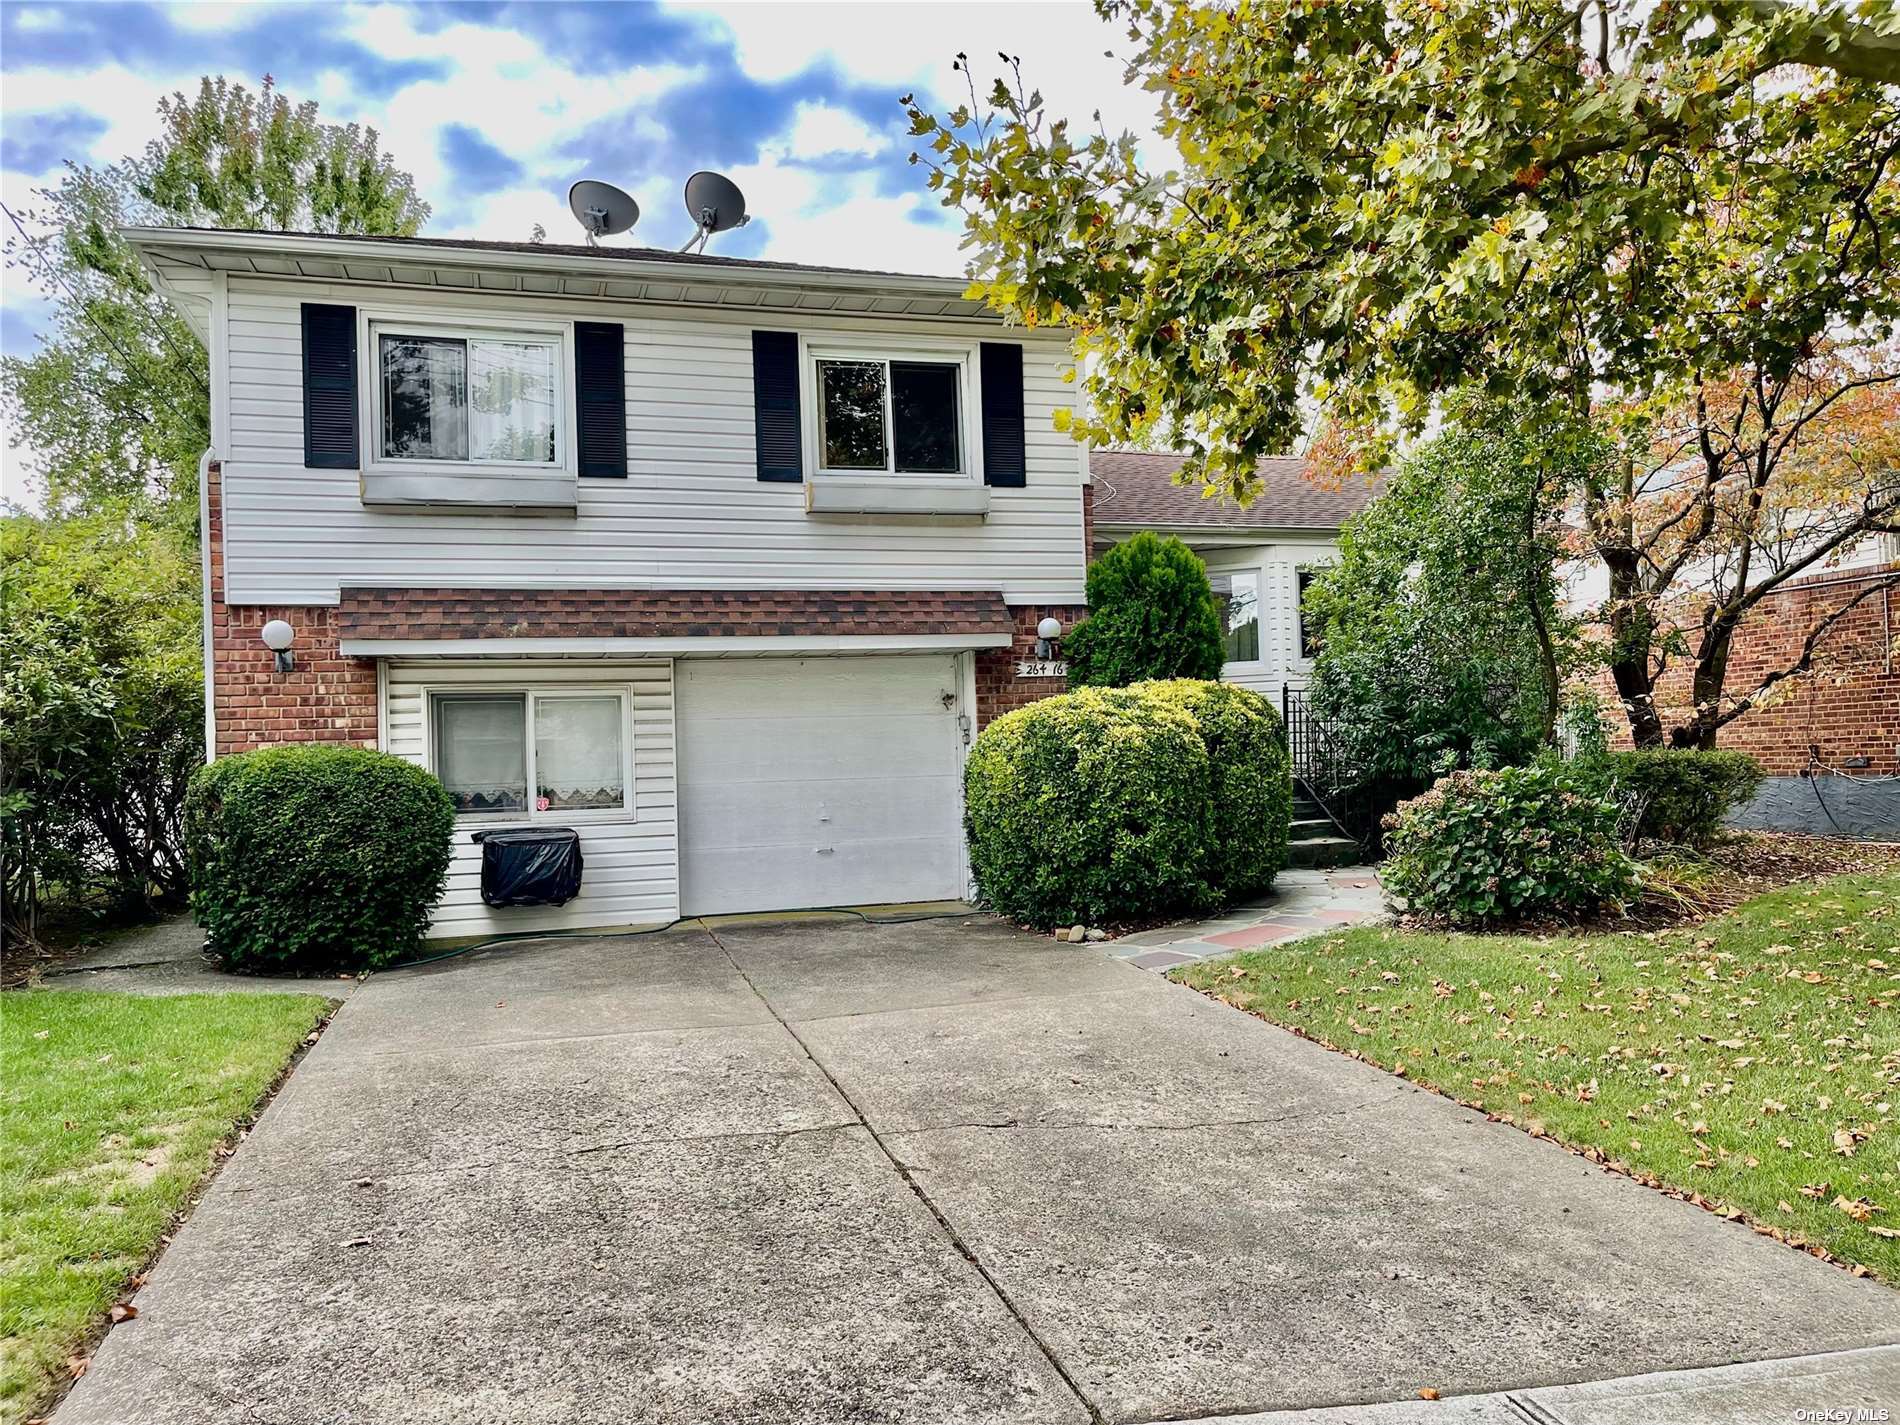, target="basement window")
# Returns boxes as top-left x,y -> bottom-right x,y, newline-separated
430,688 -> 632,821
